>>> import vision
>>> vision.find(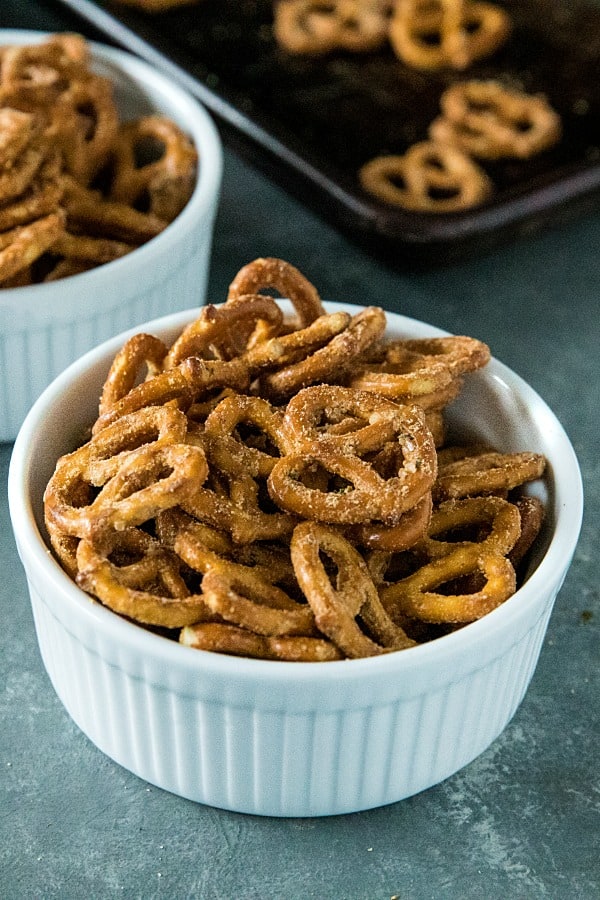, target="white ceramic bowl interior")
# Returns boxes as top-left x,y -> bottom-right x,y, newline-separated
0,30 -> 223,442
8,304 -> 583,817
